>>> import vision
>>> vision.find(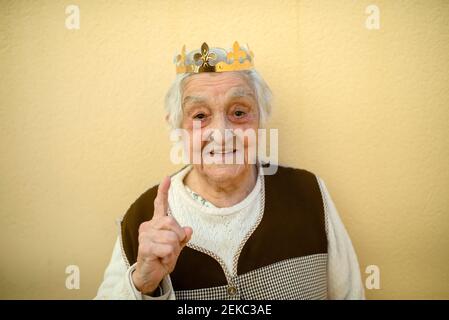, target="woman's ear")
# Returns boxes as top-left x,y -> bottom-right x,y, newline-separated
165,114 -> 169,123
